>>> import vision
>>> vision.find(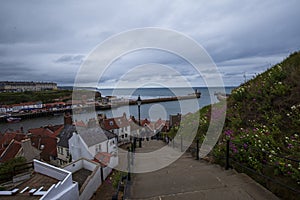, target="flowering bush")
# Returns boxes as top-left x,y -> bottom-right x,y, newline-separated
210,52 -> 300,196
